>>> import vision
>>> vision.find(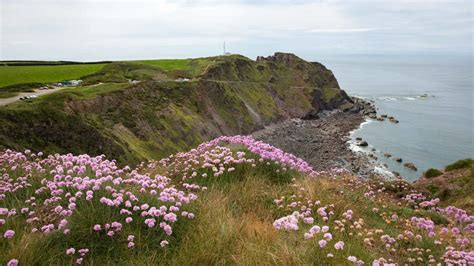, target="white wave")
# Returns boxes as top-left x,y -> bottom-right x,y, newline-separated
348,118 -> 373,137
374,165 -> 395,178
404,97 -> 416,100
379,97 -> 397,101
348,142 -> 366,153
